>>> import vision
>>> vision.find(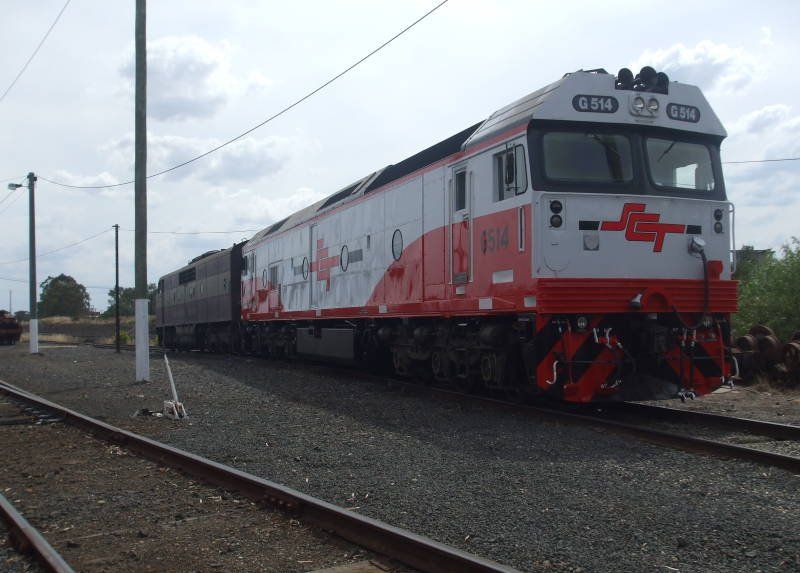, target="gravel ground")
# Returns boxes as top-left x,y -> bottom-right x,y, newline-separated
0,520 -> 44,573
1,345 -> 799,573
643,385 -> 800,425
0,396 -> 390,573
